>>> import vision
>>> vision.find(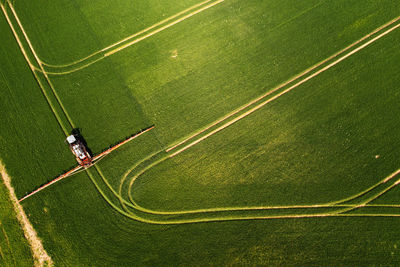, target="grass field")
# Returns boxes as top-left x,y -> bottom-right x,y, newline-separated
0,172 -> 33,267
1,0 -> 400,265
